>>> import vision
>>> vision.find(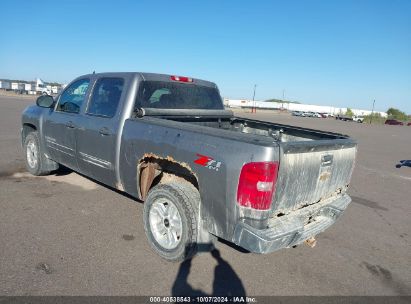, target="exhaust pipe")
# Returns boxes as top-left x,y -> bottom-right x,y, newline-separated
304,236 -> 317,248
